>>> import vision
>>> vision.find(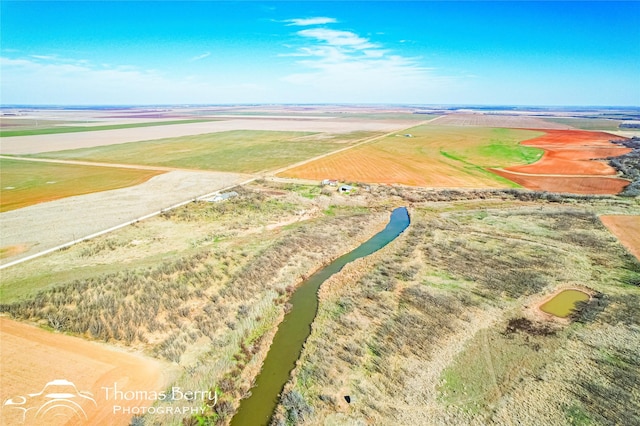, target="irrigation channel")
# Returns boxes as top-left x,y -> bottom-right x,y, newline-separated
230,207 -> 411,425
